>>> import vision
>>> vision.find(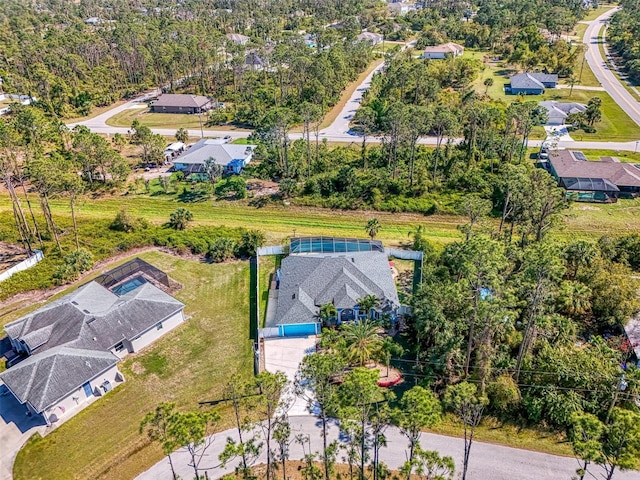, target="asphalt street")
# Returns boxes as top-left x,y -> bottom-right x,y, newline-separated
584,7 -> 640,128
135,415 -> 639,480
